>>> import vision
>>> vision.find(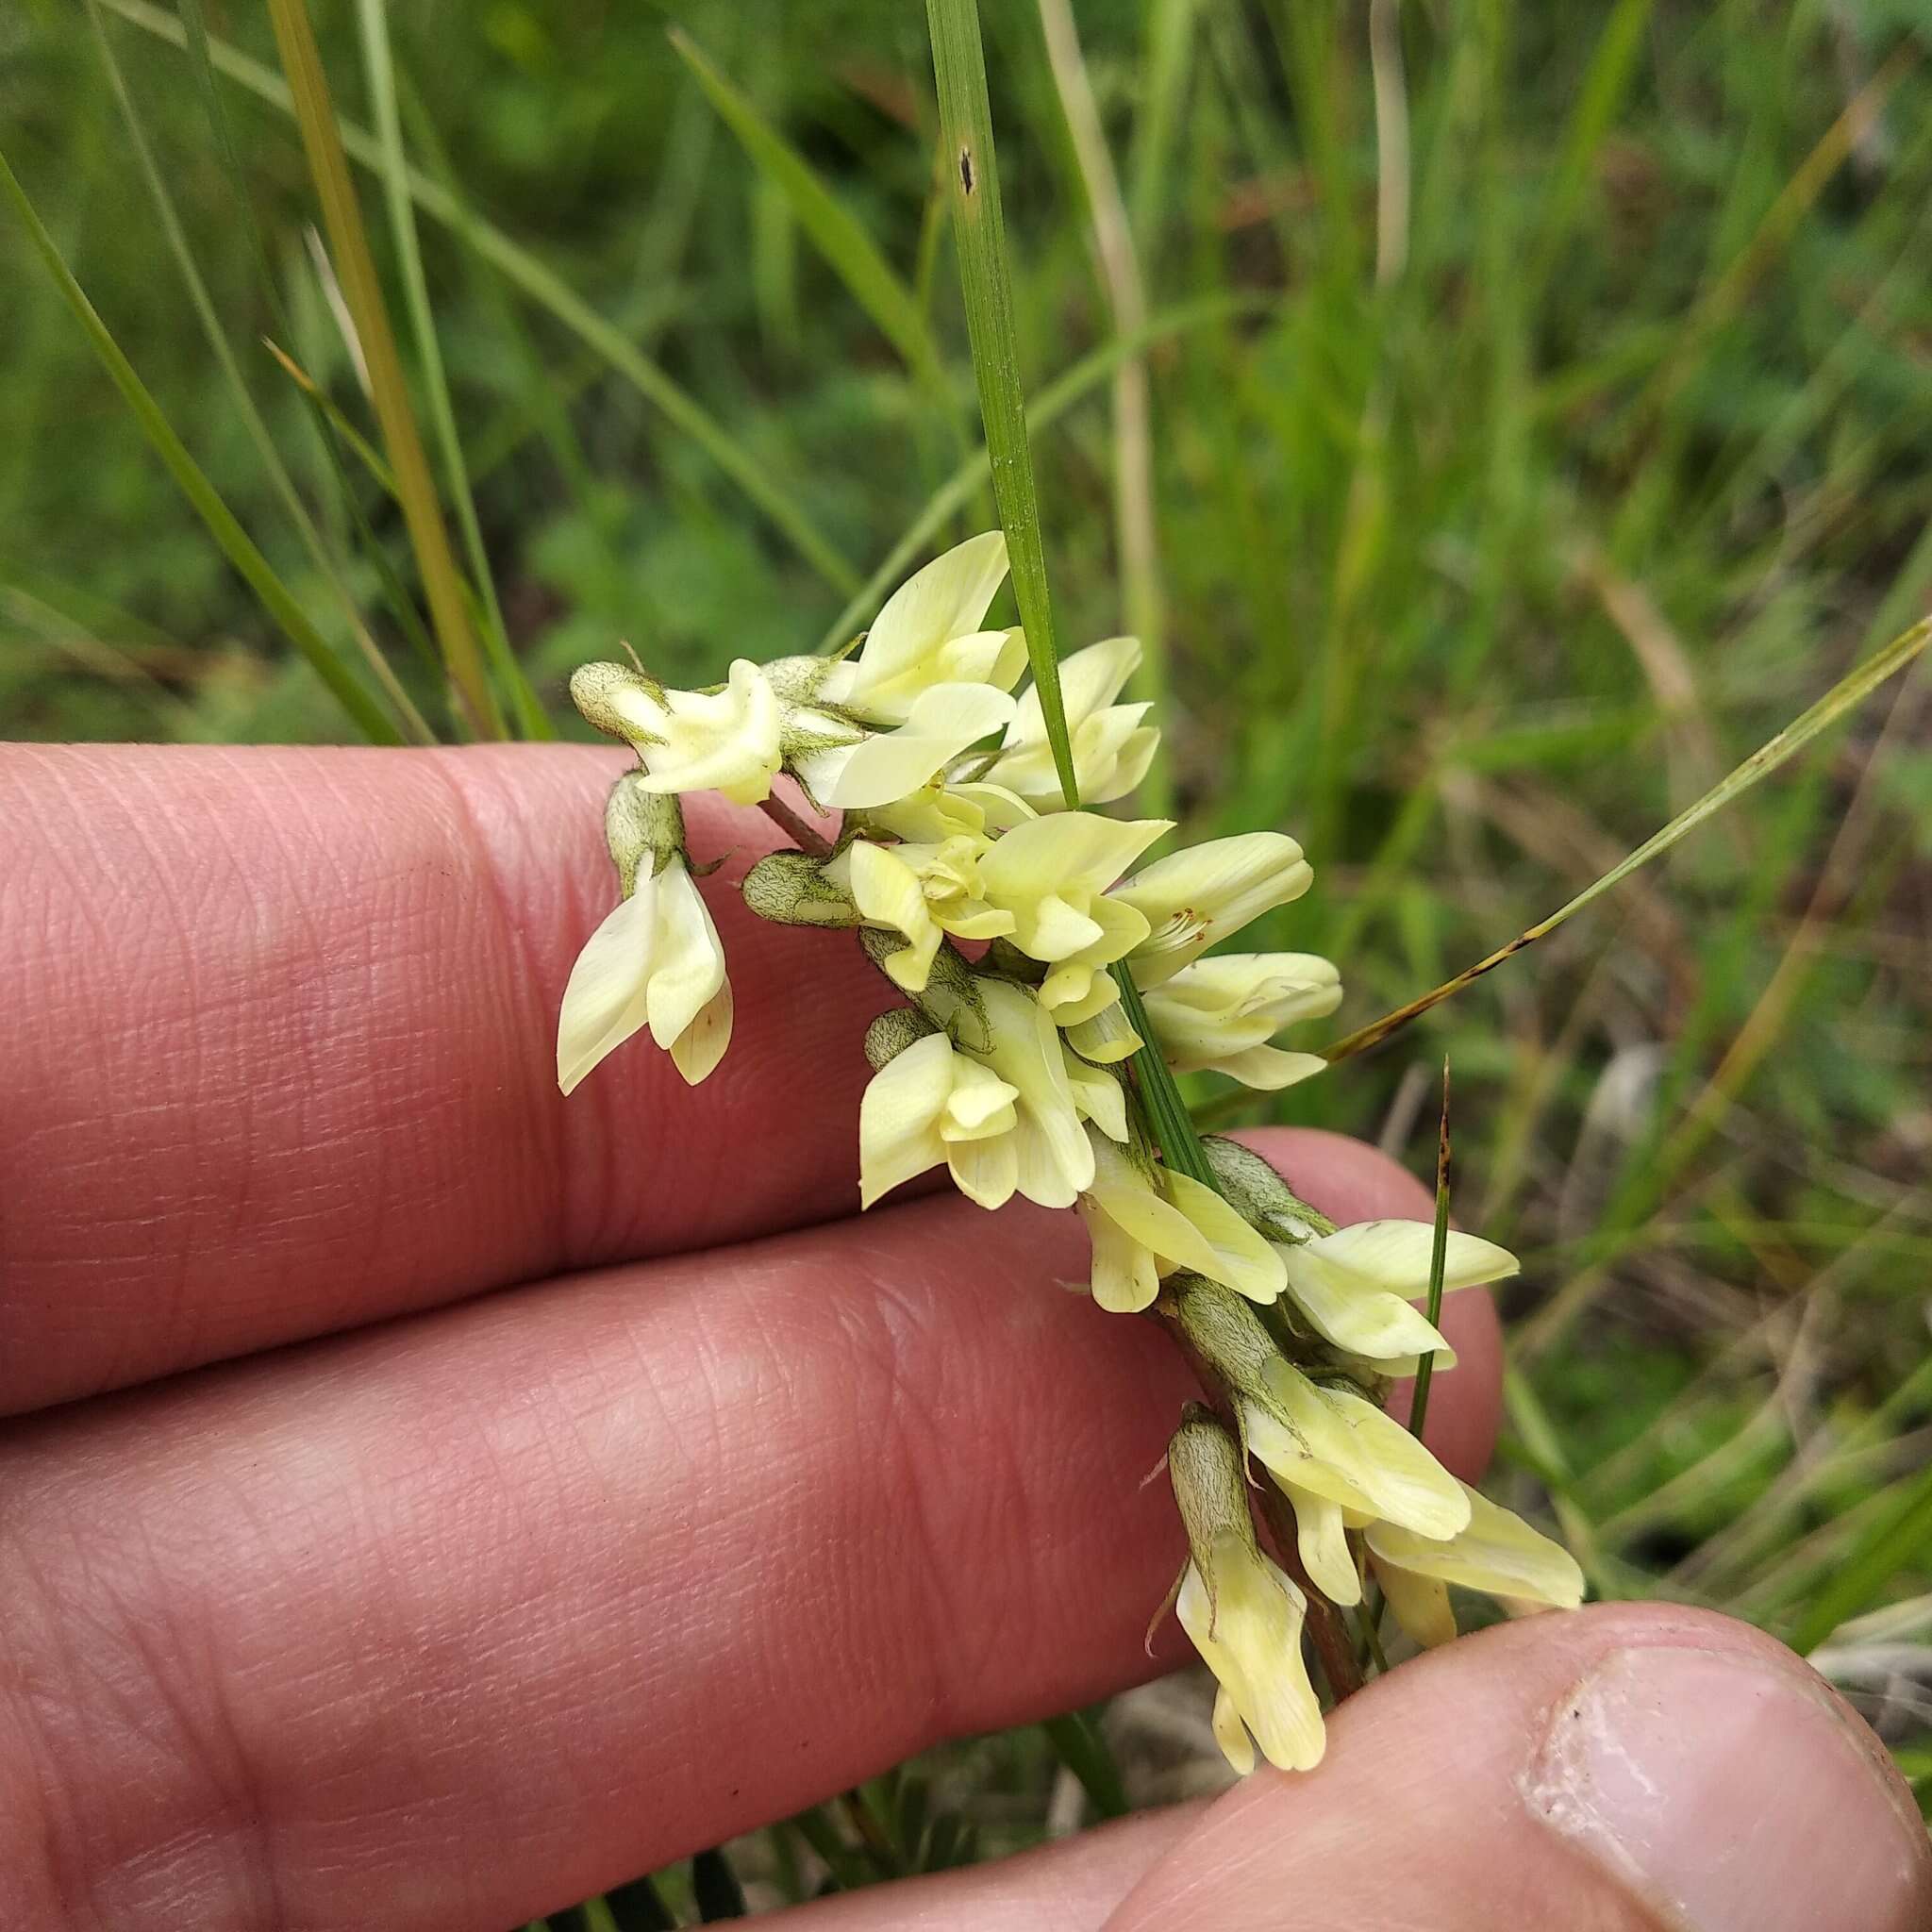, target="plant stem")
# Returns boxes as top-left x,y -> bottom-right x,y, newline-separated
757,792 -> 834,858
